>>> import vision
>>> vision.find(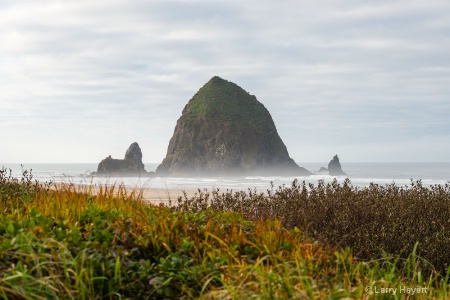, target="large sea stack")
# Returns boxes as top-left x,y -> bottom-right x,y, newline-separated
156,76 -> 312,176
